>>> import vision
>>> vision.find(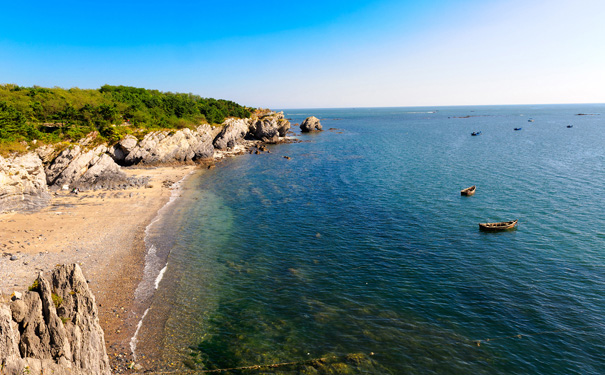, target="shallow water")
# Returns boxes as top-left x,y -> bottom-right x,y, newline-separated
141,105 -> 605,374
